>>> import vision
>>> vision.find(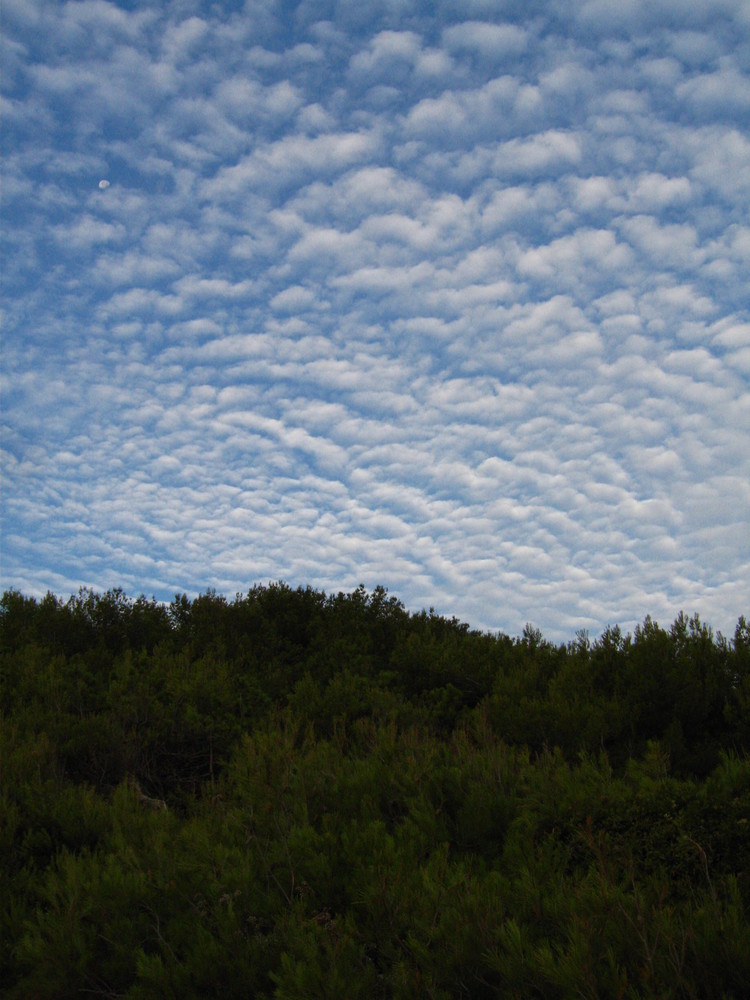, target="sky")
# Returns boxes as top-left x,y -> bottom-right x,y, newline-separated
2,0 -> 749,642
